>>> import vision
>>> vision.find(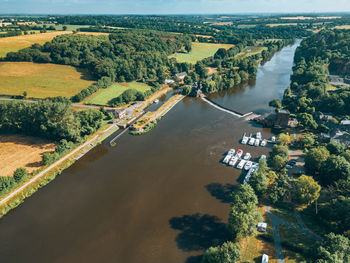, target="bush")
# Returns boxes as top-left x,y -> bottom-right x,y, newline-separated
13,168 -> 28,183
